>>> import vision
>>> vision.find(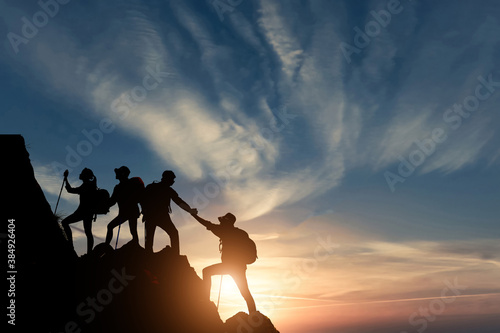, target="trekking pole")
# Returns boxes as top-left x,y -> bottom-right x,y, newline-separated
217,275 -> 223,310
115,224 -> 121,250
54,169 -> 69,215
